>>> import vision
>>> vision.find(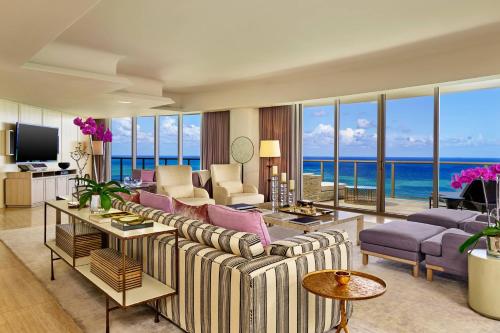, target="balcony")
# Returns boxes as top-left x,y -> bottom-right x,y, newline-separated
303,158 -> 498,215
111,156 -> 200,181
